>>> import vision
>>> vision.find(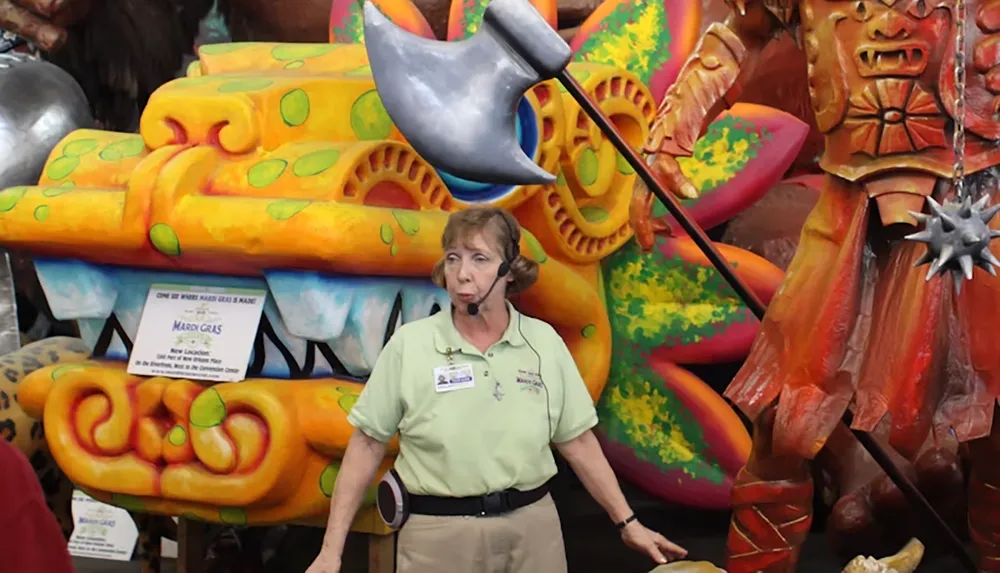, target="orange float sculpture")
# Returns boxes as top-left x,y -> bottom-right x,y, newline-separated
0,0 -> 812,548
